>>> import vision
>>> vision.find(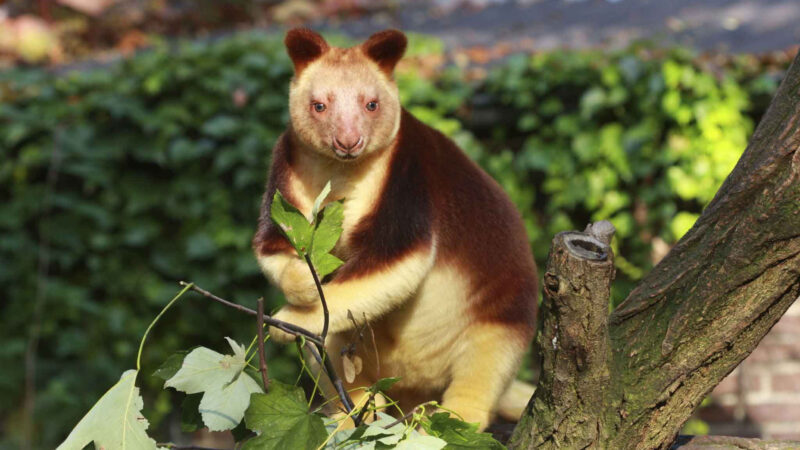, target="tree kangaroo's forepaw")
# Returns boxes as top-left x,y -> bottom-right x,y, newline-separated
439,402 -> 492,432
269,305 -> 323,343
279,258 -> 320,307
